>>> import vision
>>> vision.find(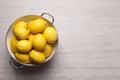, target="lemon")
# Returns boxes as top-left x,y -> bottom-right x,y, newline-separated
14,27 -> 29,40
28,19 -> 47,34
43,27 -> 58,44
27,29 -> 31,34
29,50 -> 45,64
14,21 -> 28,28
10,36 -> 18,53
16,40 -> 32,53
43,44 -> 53,58
28,34 -> 34,44
32,34 -> 46,51
15,52 -> 31,64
